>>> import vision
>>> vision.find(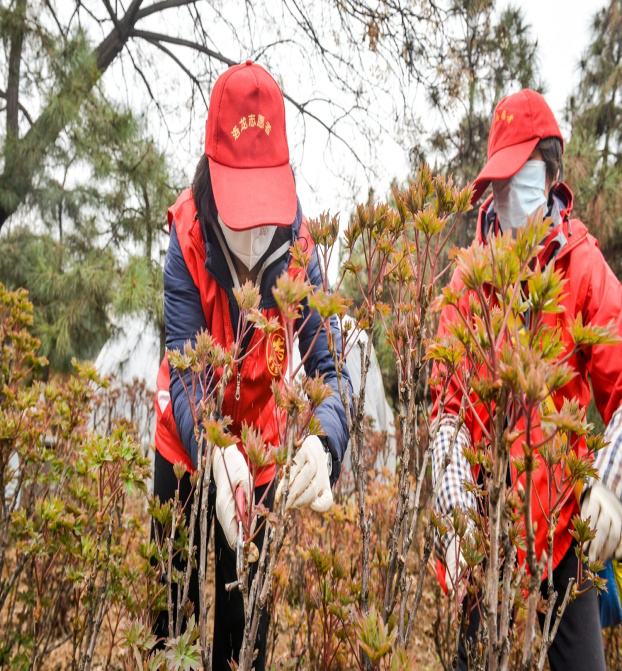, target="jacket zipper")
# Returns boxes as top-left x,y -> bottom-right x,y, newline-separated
229,294 -> 257,407
189,218 -> 245,405
235,368 -> 241,401
233,327 -> 257,403
192,215 -> 288,409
